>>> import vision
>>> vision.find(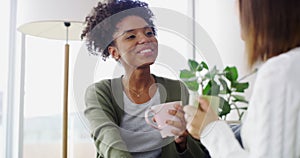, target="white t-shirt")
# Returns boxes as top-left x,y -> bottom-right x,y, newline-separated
120,89 -> 173,158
